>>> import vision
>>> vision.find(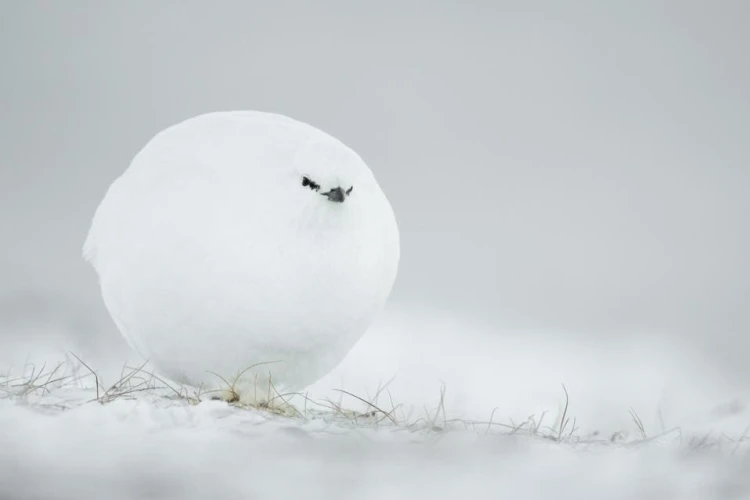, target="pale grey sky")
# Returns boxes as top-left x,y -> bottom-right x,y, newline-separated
1,1 -> 748,374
